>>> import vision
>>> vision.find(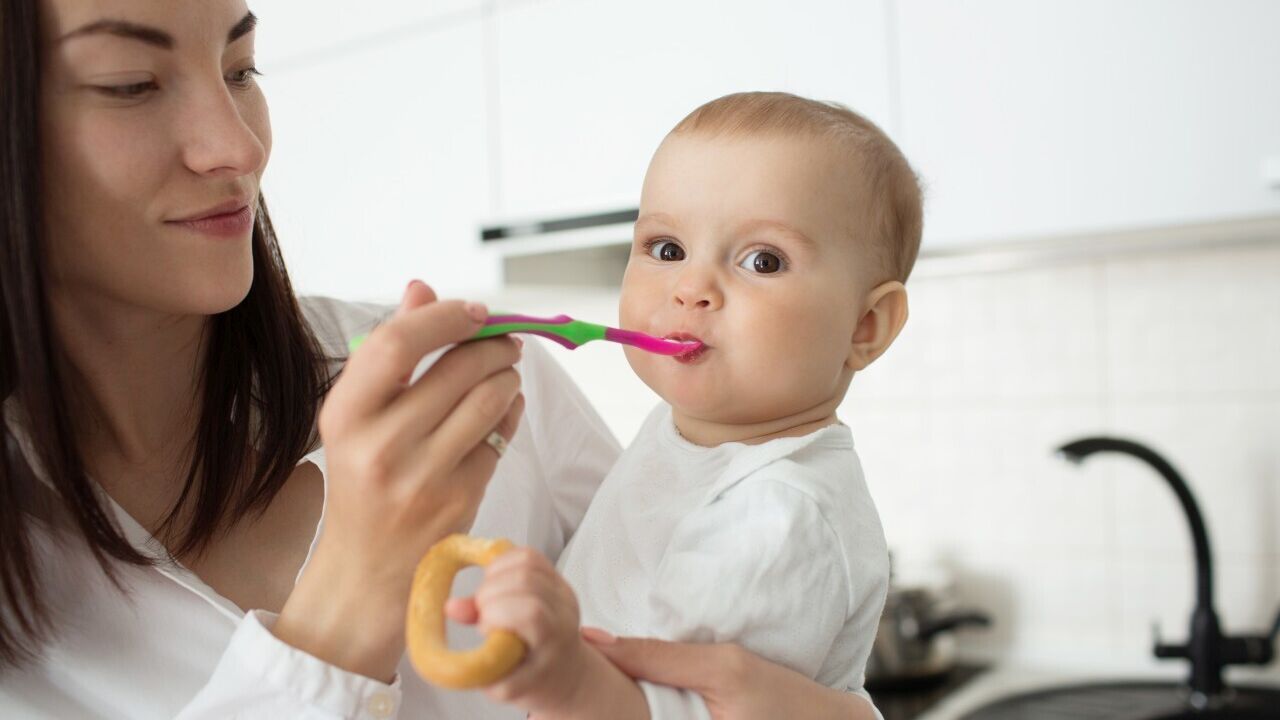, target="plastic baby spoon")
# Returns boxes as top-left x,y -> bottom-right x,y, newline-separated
347,313 -> 701,356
